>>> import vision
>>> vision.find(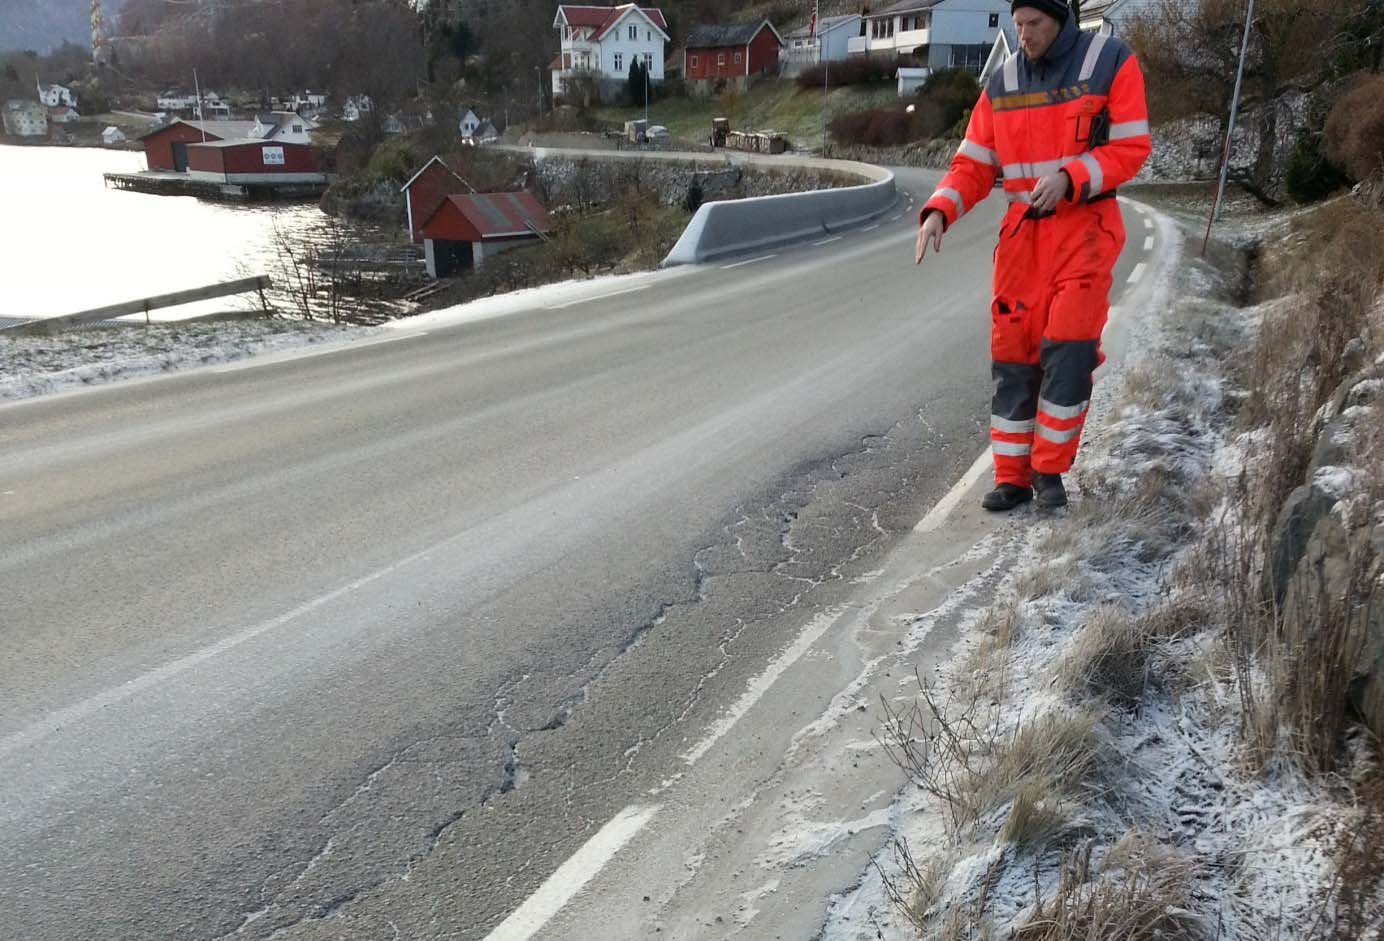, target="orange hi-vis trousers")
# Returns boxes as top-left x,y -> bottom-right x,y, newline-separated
988,197 -> 1125,488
